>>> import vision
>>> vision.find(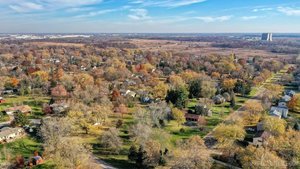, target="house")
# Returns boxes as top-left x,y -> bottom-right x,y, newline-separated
256,121 -> 264,131
4,105 -> 32,115
285,90 -> 296,97
251,131 -> 271,147
269,106 -> 289,118
194,105 -> 212,117
278,101 -> 287,108
0,127 -> 25,143
0,97 -> 5,103
49,103 -> 69,115
1,90 -> 14,95
213,95 -> 226,104
140,96 -> 153,104
125,90 -> 136,98
185,113 -> 204,122
281,95 -> 292,102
